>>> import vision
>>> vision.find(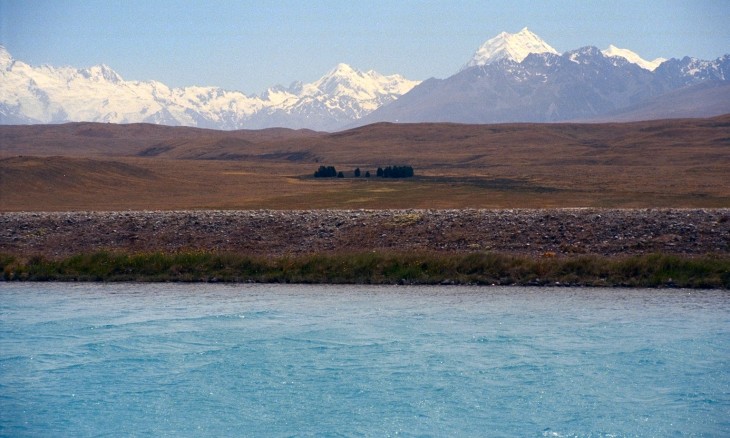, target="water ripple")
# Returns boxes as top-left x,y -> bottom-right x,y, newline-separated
1,283 -> 728,437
